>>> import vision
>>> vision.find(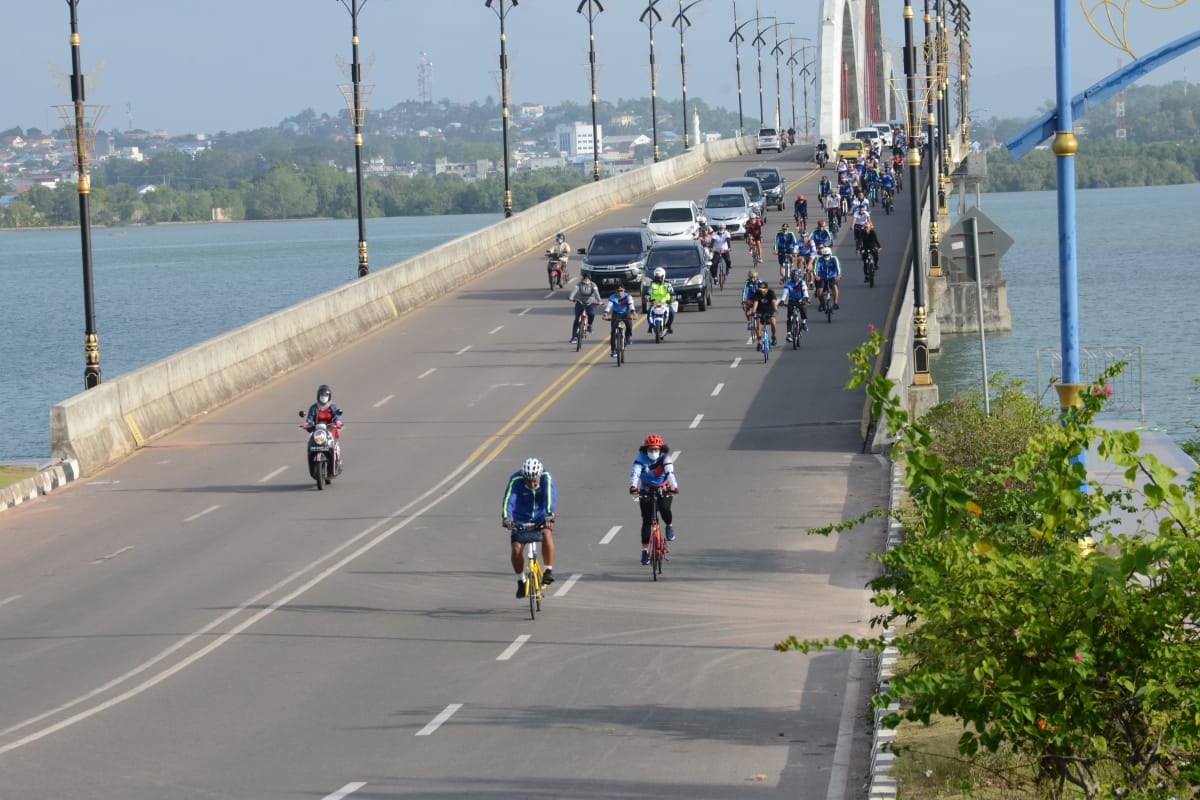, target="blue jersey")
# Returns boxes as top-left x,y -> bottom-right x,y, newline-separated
502,471 -> 556,525
810,228 -> 832,248
774,231 -> 796,253
782,278 -> 809,304
629,449 -> 677,490
742,279 -> 765,303
880,173 -> 895,190
604,292 -> 636,316
815,255 -> 842,280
